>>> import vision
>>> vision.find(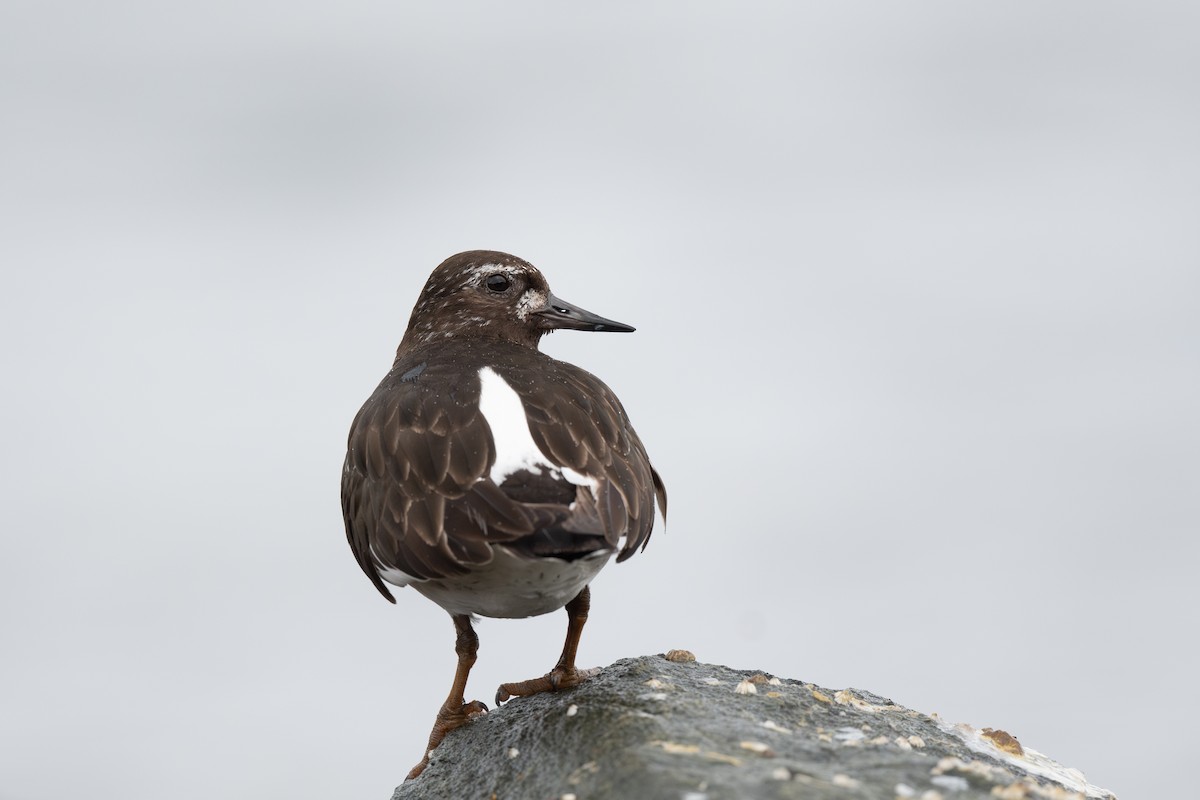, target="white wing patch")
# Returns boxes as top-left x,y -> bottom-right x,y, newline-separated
371,545 -> 420,587
477,366 -> 597,491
